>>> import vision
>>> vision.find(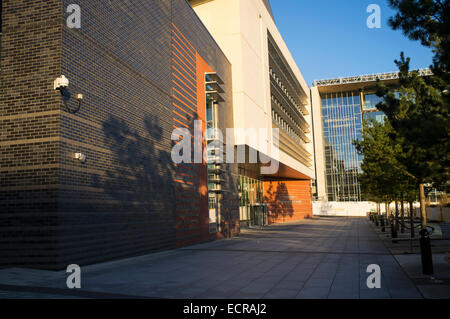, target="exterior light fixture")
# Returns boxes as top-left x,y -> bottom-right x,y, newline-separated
74,152 -> 86,163
54,75 -> 83,114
